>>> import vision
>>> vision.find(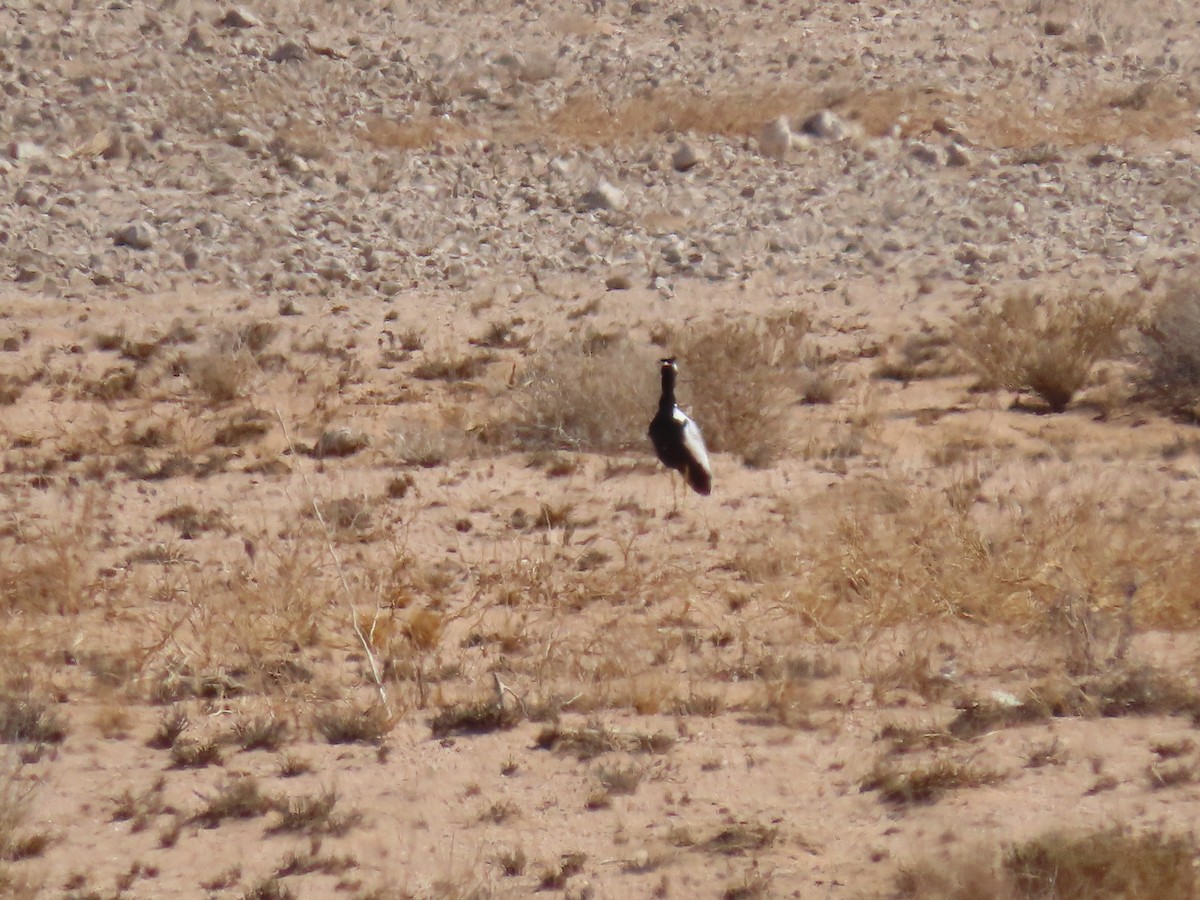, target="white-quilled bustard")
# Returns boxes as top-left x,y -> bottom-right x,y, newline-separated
648,357 -> 712,499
